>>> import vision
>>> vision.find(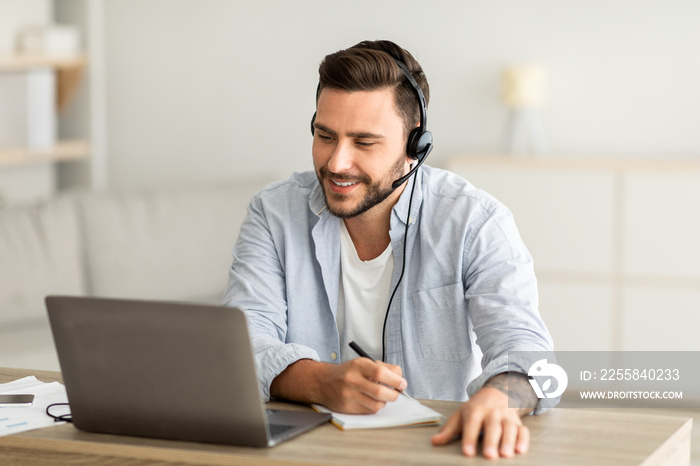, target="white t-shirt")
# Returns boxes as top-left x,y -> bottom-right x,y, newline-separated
336,221 -> 394,363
